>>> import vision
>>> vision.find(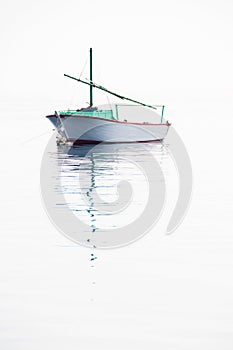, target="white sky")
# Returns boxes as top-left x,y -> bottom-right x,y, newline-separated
1,0 -> 233,111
